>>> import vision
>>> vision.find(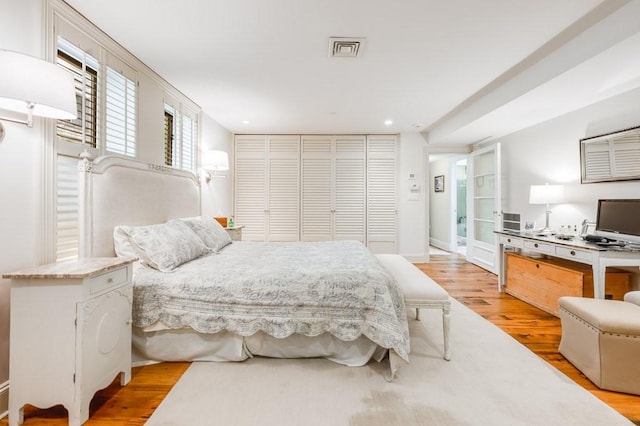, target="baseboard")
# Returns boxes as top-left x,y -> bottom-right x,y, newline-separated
429,238 -> 450,251
0,380 -> 8,420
